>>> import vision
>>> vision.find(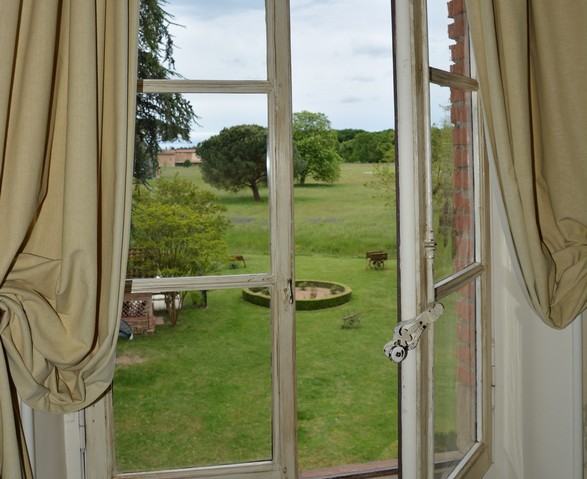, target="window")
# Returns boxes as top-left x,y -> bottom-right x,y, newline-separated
76,1 -> 491,478
391,0 -> 491,477
85,1 -> 296,478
